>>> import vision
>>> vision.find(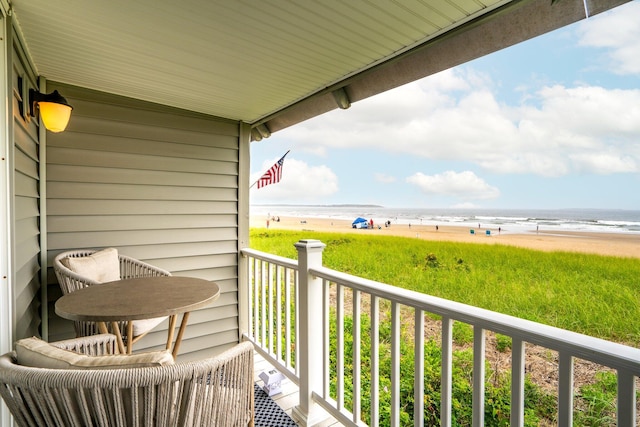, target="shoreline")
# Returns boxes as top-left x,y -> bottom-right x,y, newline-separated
251,215 -> 640,259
